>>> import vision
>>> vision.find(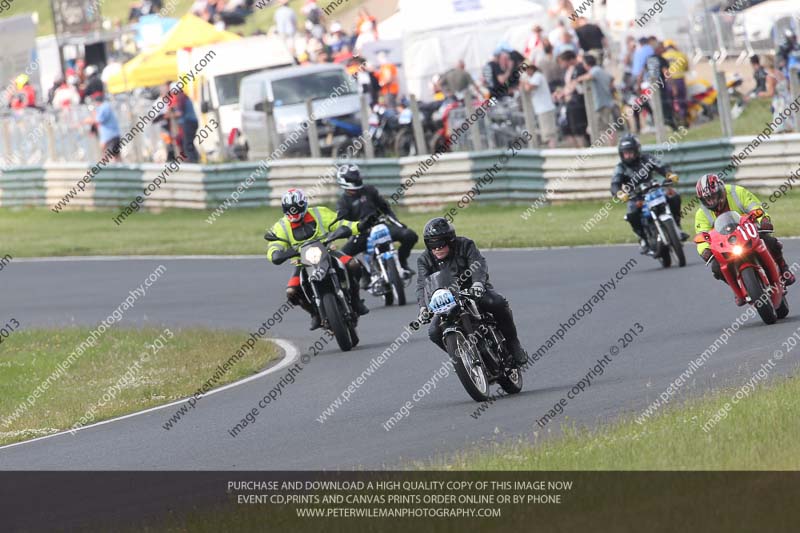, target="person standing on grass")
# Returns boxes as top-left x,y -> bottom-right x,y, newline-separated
573,17 -> 608,65
85,92 -> 122,163
758,55 -> 794,134
274,0 -> 297,56
440,60 -> 482,99
749,55 -> 768,99
166,82 -> 200,163
522,63 -> 557,148
555,50 -> 589,148
662,40 -> 689,126
572,55 -> 618,146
